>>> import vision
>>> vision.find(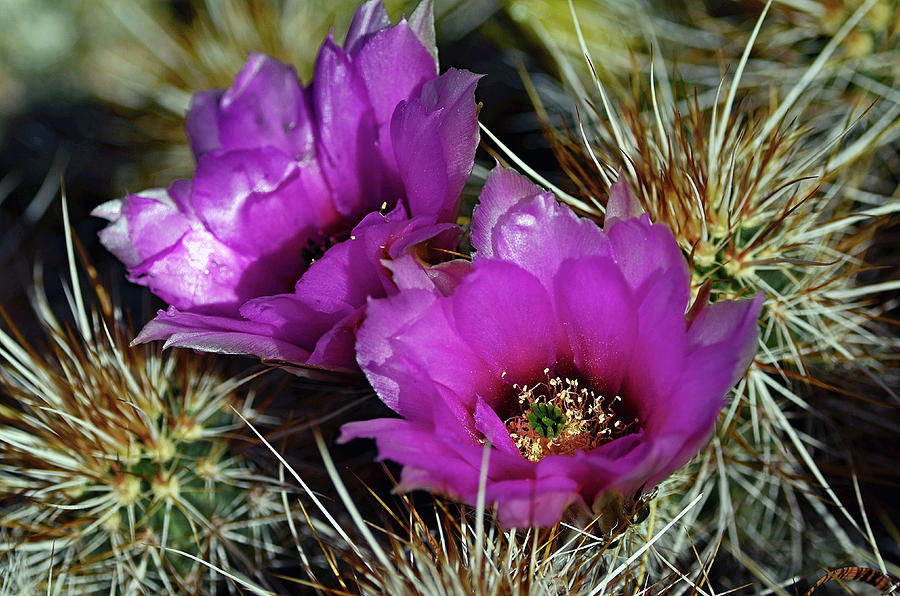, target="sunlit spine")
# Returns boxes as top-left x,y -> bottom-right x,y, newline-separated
0,220 -> 292,593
